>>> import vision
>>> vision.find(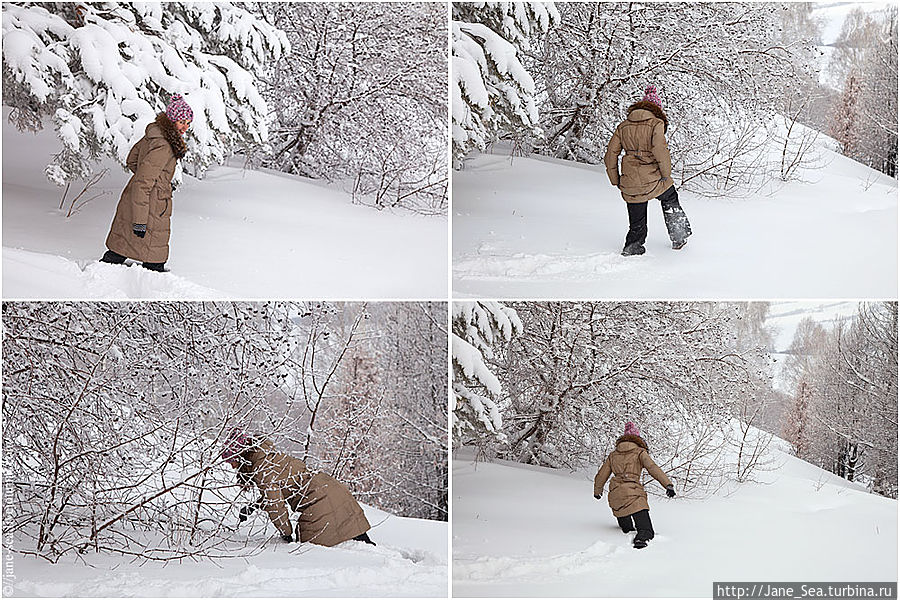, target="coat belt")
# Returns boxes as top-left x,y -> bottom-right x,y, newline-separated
625,150 -> 649,156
